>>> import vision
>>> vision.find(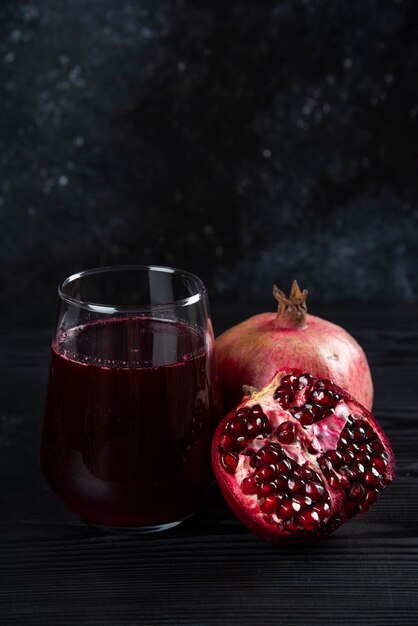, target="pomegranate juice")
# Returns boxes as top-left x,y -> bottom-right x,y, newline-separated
41,317 -> 219,527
